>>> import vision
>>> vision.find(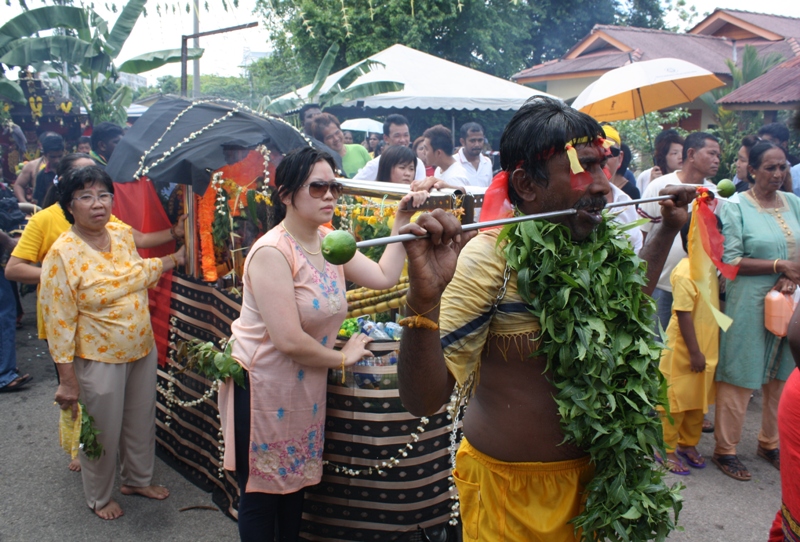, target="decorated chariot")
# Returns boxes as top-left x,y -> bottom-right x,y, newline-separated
105,96 -> 486,541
